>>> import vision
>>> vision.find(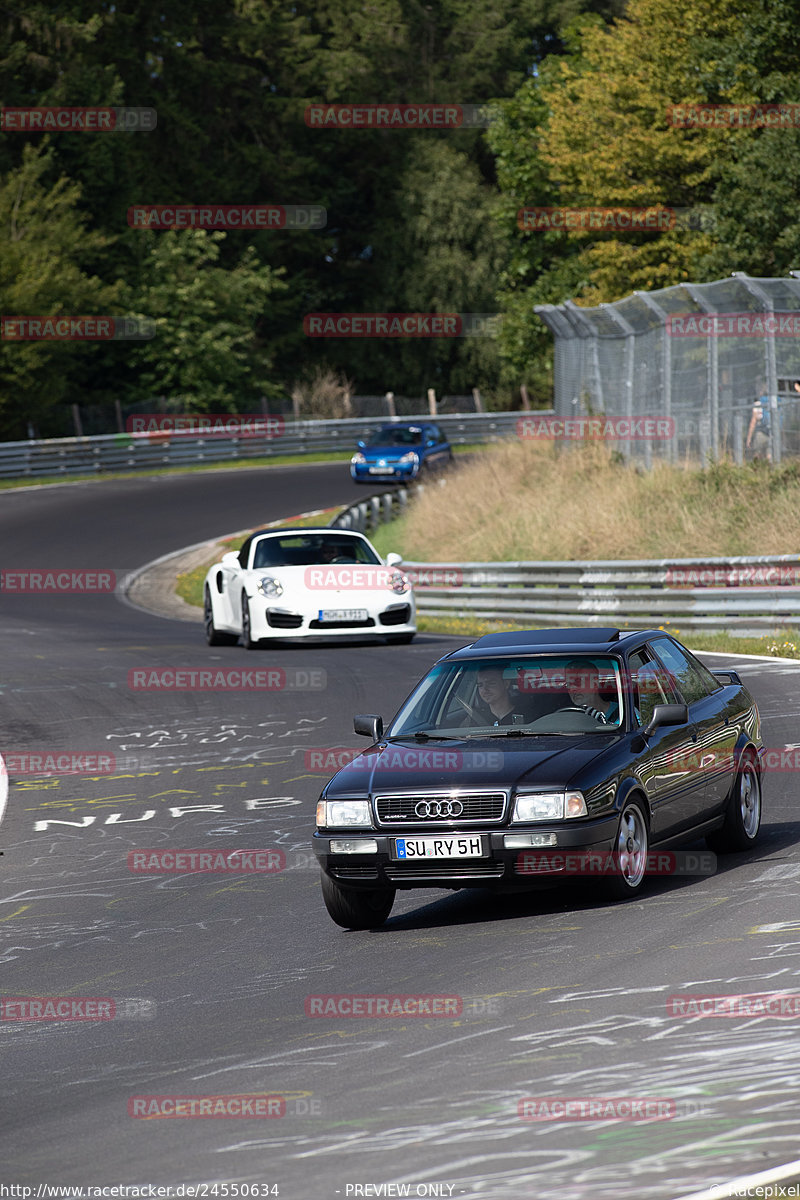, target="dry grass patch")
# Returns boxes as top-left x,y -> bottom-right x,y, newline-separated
402,442 -> 800,562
